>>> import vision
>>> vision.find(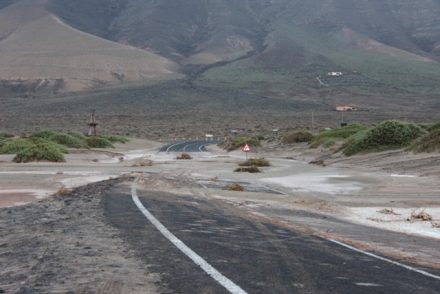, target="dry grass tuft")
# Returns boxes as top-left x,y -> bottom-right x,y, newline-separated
309,159 -> 326,166
132,159 -> 153,167
239,158 -> 270,167
57,186 -> 72,196
377,208 -> 400,215
234,166 -> 261,173
409,209 -> 433,222
224,183 -> 245,192
177,153 -> 192,160
431,222 -> 440,229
